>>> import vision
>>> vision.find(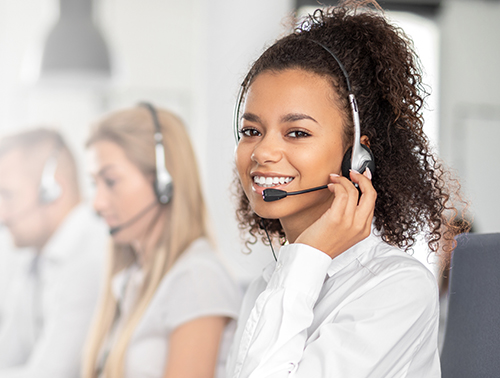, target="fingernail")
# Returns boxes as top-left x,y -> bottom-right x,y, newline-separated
330,173 -> 340,178
363,167 -> 372,180
350,169 -> 360,175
